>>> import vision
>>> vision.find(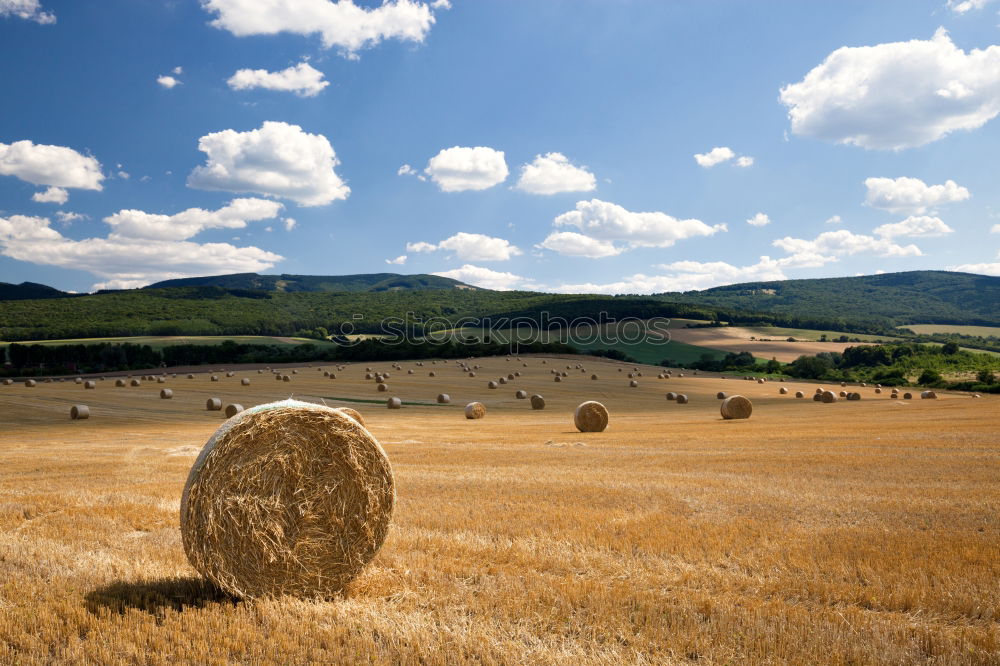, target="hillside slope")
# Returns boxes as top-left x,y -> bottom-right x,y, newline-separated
0,282 -> 70,301
145,272 -> 477,292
